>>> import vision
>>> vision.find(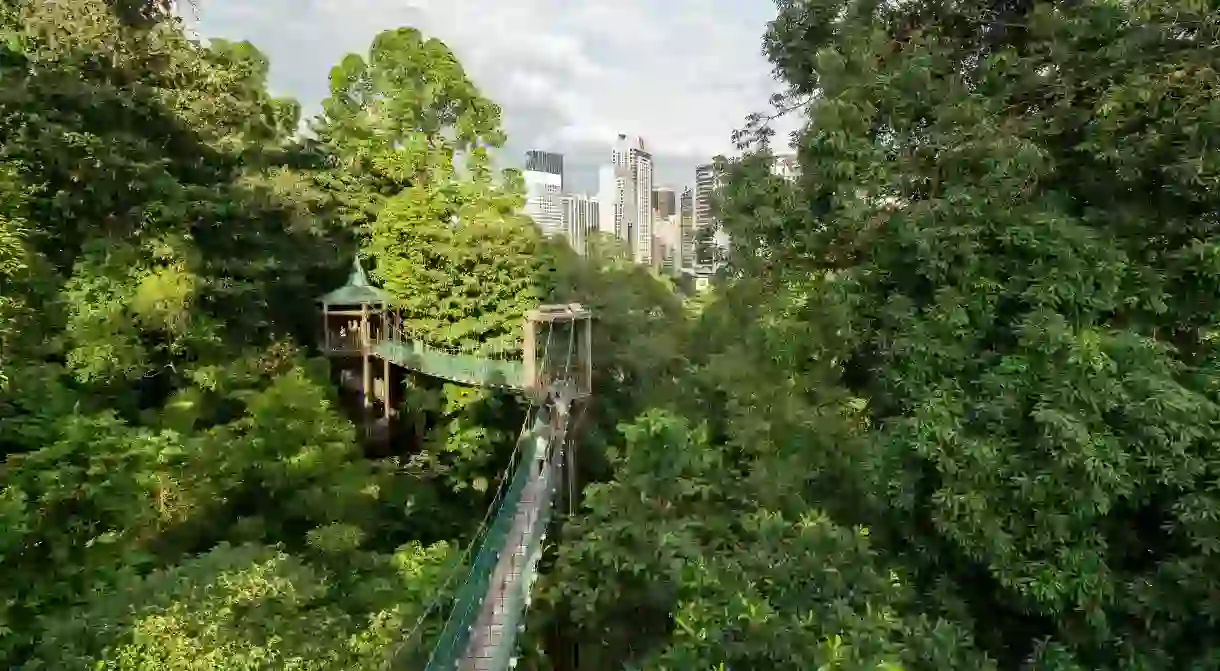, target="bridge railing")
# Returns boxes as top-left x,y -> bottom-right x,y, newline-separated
380,314 -> 522,360
375,316 -> 526,388
482,433 -> 561,671
321,313 -> 388,354
425,416 -> 545,668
